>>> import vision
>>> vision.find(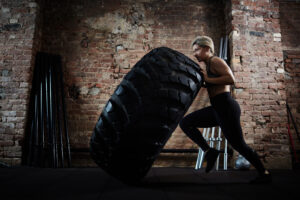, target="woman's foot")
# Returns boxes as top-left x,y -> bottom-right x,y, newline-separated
250,170 -> 272,184
204,148 -> 220,173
